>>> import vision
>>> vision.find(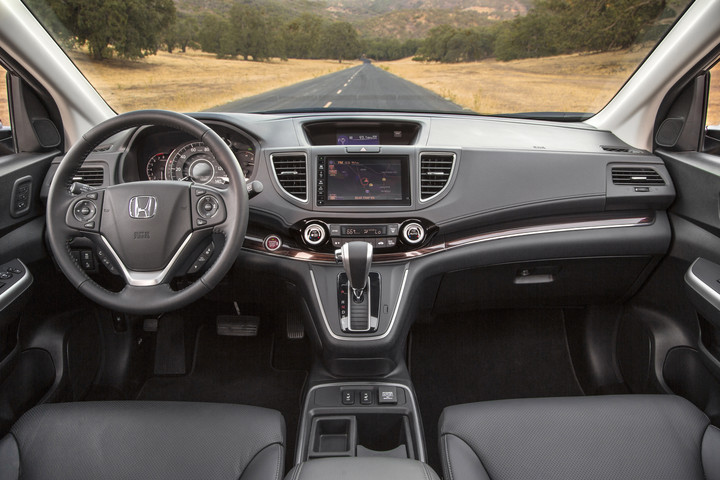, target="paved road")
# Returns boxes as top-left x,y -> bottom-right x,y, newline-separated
210,63 -> 466,113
